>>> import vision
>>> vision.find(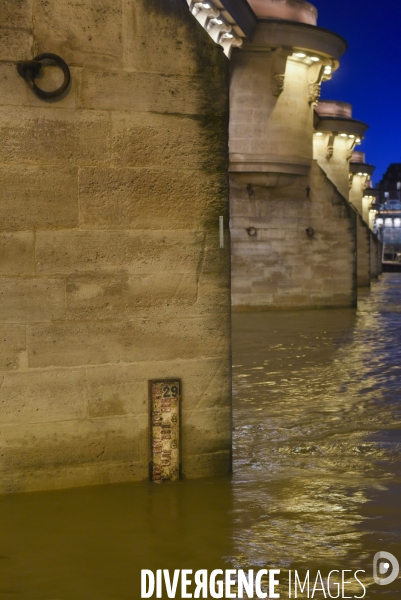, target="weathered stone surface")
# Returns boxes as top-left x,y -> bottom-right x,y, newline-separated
0,63 -> 78,109
111,112 -> 228,172
231,165 -> 357,309
79,69 -> 227,116
0,0 -> 231,492
0,107 -> 111,165
357,215 -> 371,287
0,415 -> 148,473
0,0 -> 32,28
86,358 -> 231,418
0,28 -> 32,62
66,272 -> 198,320
0,278 -> 65,323
0,369 -> 86,425
32,0 -> 123,68
0,461 -> 147,494
182,450 -> 231,478
0,233 -> 35,276
0,325 -> 26,370
27,316 -> 229,368
182,407 -> 231,456
0,165 -> 78,230
36,230 -> 205,276
79,168 -> 226,230
123,0 -> 227,75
